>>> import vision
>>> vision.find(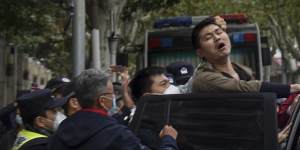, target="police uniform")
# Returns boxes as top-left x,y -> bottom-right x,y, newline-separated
12,89 -> 67,150
12,129 -> 46,150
